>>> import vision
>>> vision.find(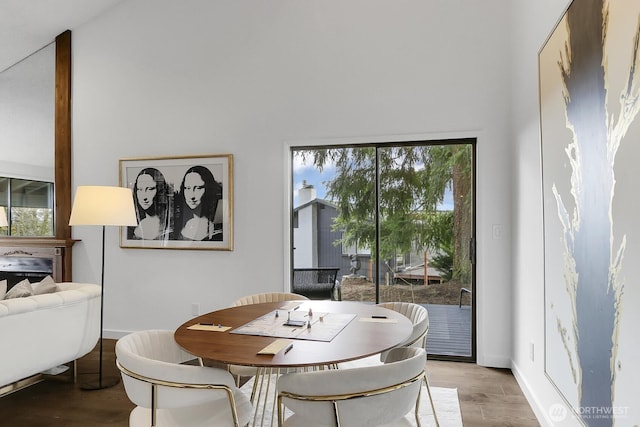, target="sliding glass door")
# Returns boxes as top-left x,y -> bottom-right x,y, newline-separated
291,139 -> 475,360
